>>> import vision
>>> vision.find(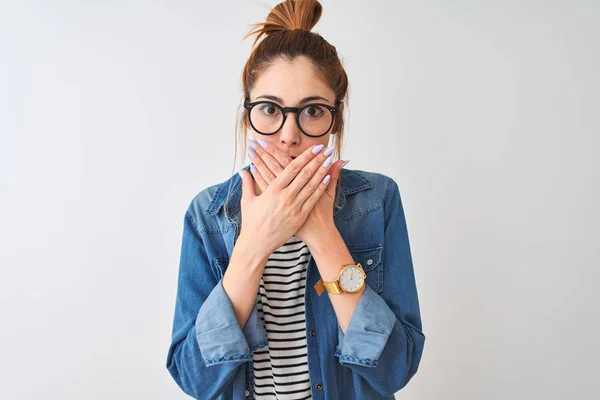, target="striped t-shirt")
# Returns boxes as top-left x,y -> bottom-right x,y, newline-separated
253,235 -> 312,400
